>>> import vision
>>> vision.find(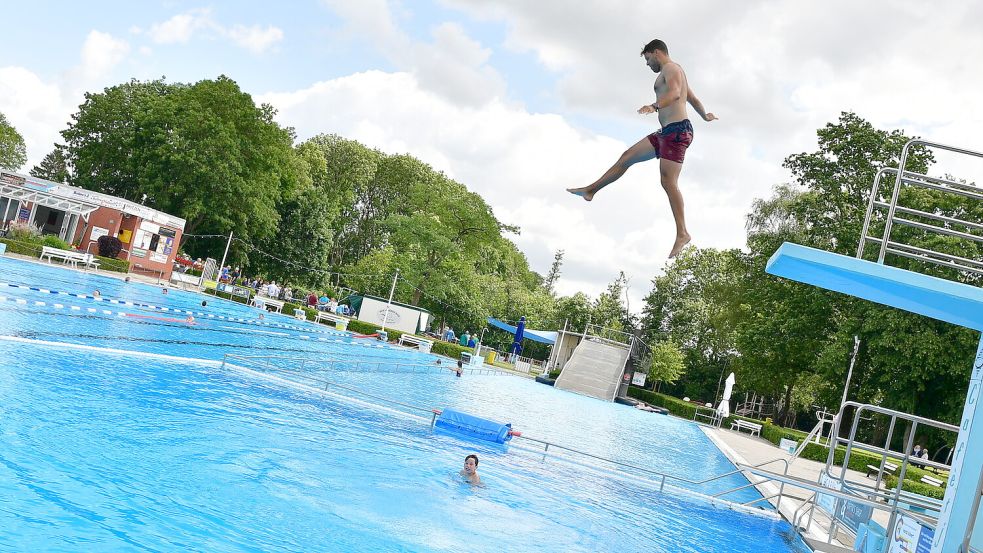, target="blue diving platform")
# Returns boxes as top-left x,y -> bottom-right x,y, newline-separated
766,242 -> 983,332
